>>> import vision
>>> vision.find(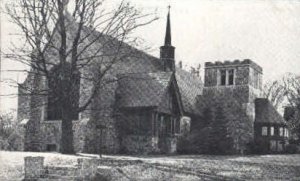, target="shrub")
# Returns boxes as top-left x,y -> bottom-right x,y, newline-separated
285,144 -> 299,154
247,139 -> 269,154
176,134 -> 194,154
177,126 -> 215,154
0,112 -> 22,151
91,173 -> 112,181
